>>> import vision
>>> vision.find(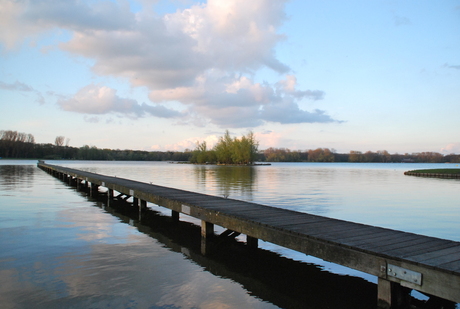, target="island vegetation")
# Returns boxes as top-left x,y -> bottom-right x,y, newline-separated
190,130 -> 258,165
1,129 -> 460,163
